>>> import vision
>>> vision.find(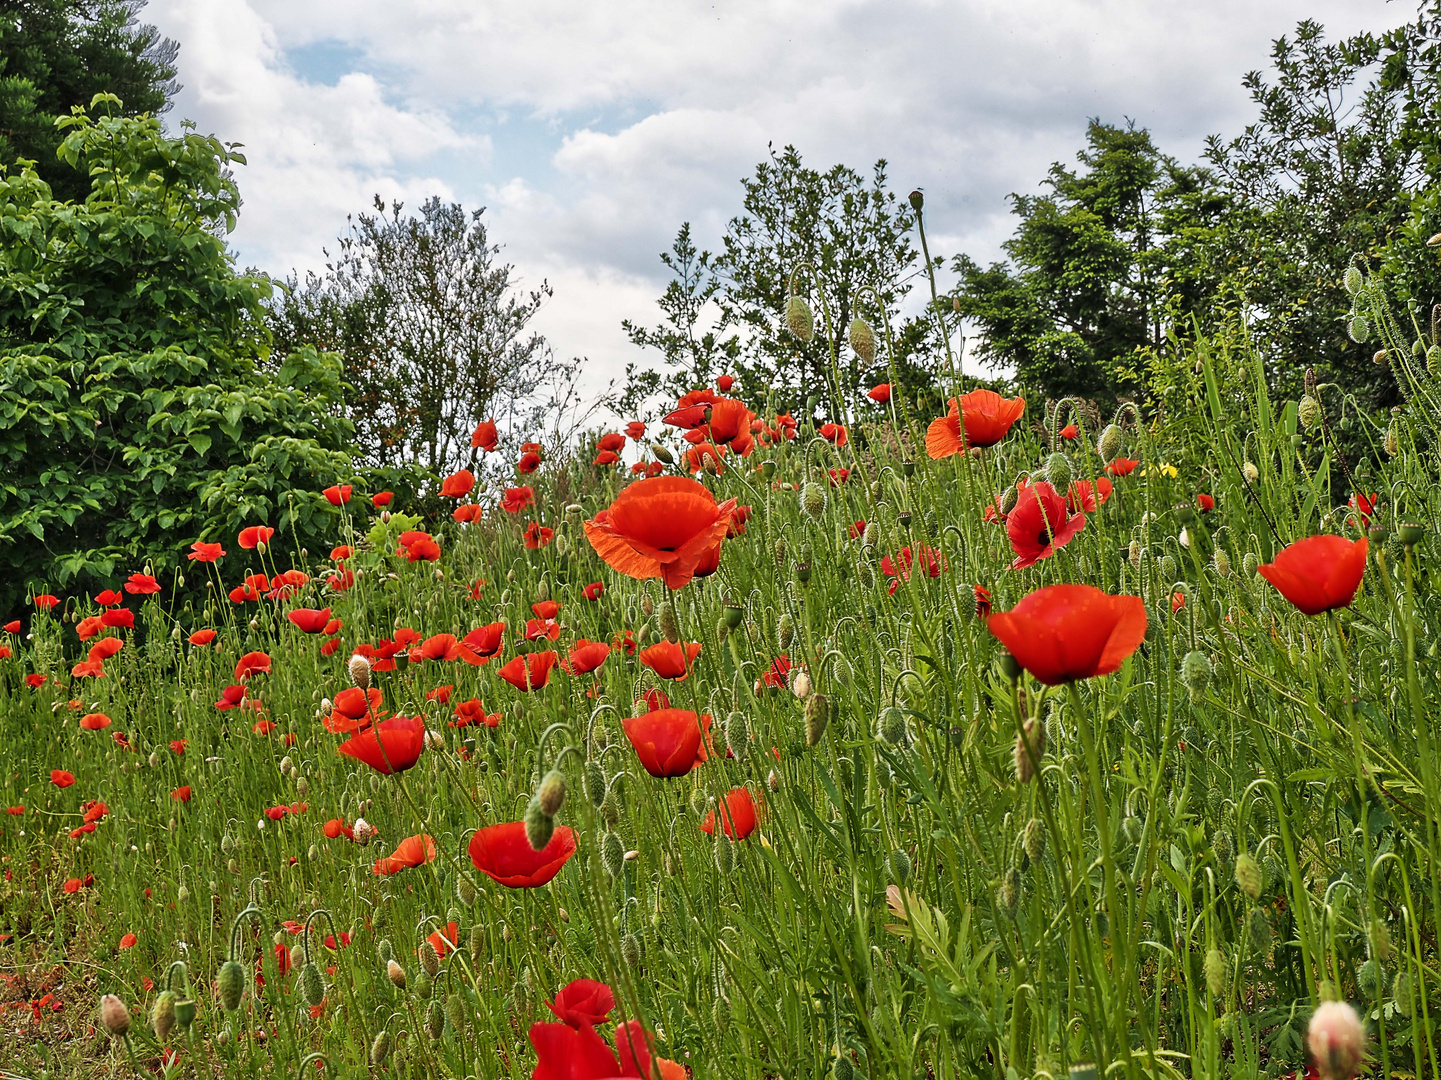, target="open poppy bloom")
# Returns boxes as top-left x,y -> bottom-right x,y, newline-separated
501,486 -> 535,514
1006,481 -> 1086,570
524,522 -> 554,549
471,418 -> 499,451
374,833 -> 437,876
529,1018 -> 685,1080
3,619 -> 19,633
80,712 -> 112,731
440,469 -> 476,498
337,714 -> 425,774
622,708 -> 707,777
880,546 -> 946,595
453,503 -> 482,523
498,651 -> 559,691
172,786 -> 192,803
625,421 -> 646,441
1348,491 -> 1378,526
286,607 -> 332,634
868,383 -> 892,404
459,622 -> 506,663
1258,535 -> 1368,616
1107,457 -> 1139,476
397,530 -> 442,562
561,639 -> 611,675
101,608 -> 134,629
234,651 -> 272,681
987,583 -> 1147,685
1066,477 -> 1113,514
238,525 -> 275,550
451,698 -> 501,728
325,687 -> 386,734
584,476 -> 737,590
638,640 -> 702,680
76,615 -> 103,640
188,540 -> 225,562
323,484 -> 353,505
518,451 -> 542,474
925,389 -> 1026,457
468,821 -> 576,888
547,979 -> 615,1028
1059,423 -> 1079,440
421,633 -> 464,661
597,432 -> 627,454
701,787 -> 760,840
594,449 -> 620,467
684,441 -> 726,474
215,684 -> 247,710
51,770 -> 75,788
532,600 -> 559,619
124,572 -> 160,595
425,921 -> 459,958
663,403 -> 710,429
